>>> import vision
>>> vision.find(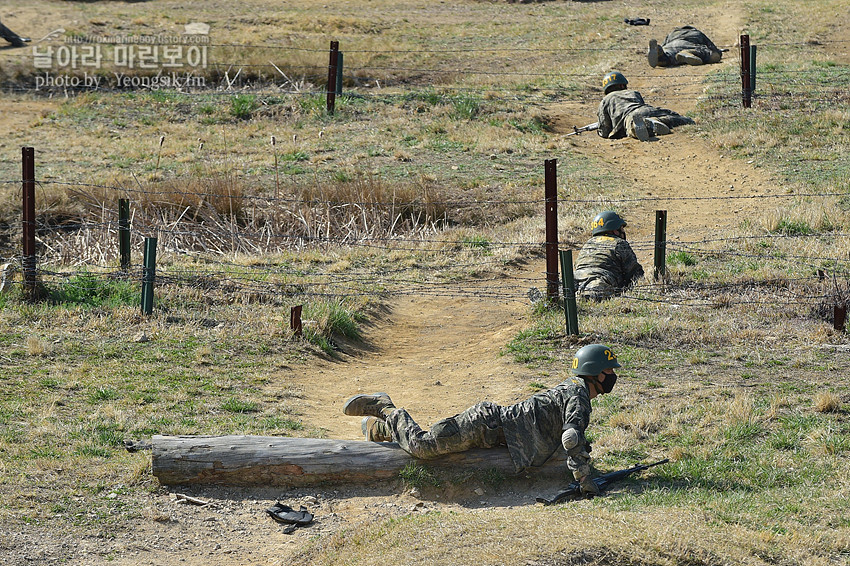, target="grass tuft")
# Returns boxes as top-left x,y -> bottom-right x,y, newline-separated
399,463 -> 440,488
